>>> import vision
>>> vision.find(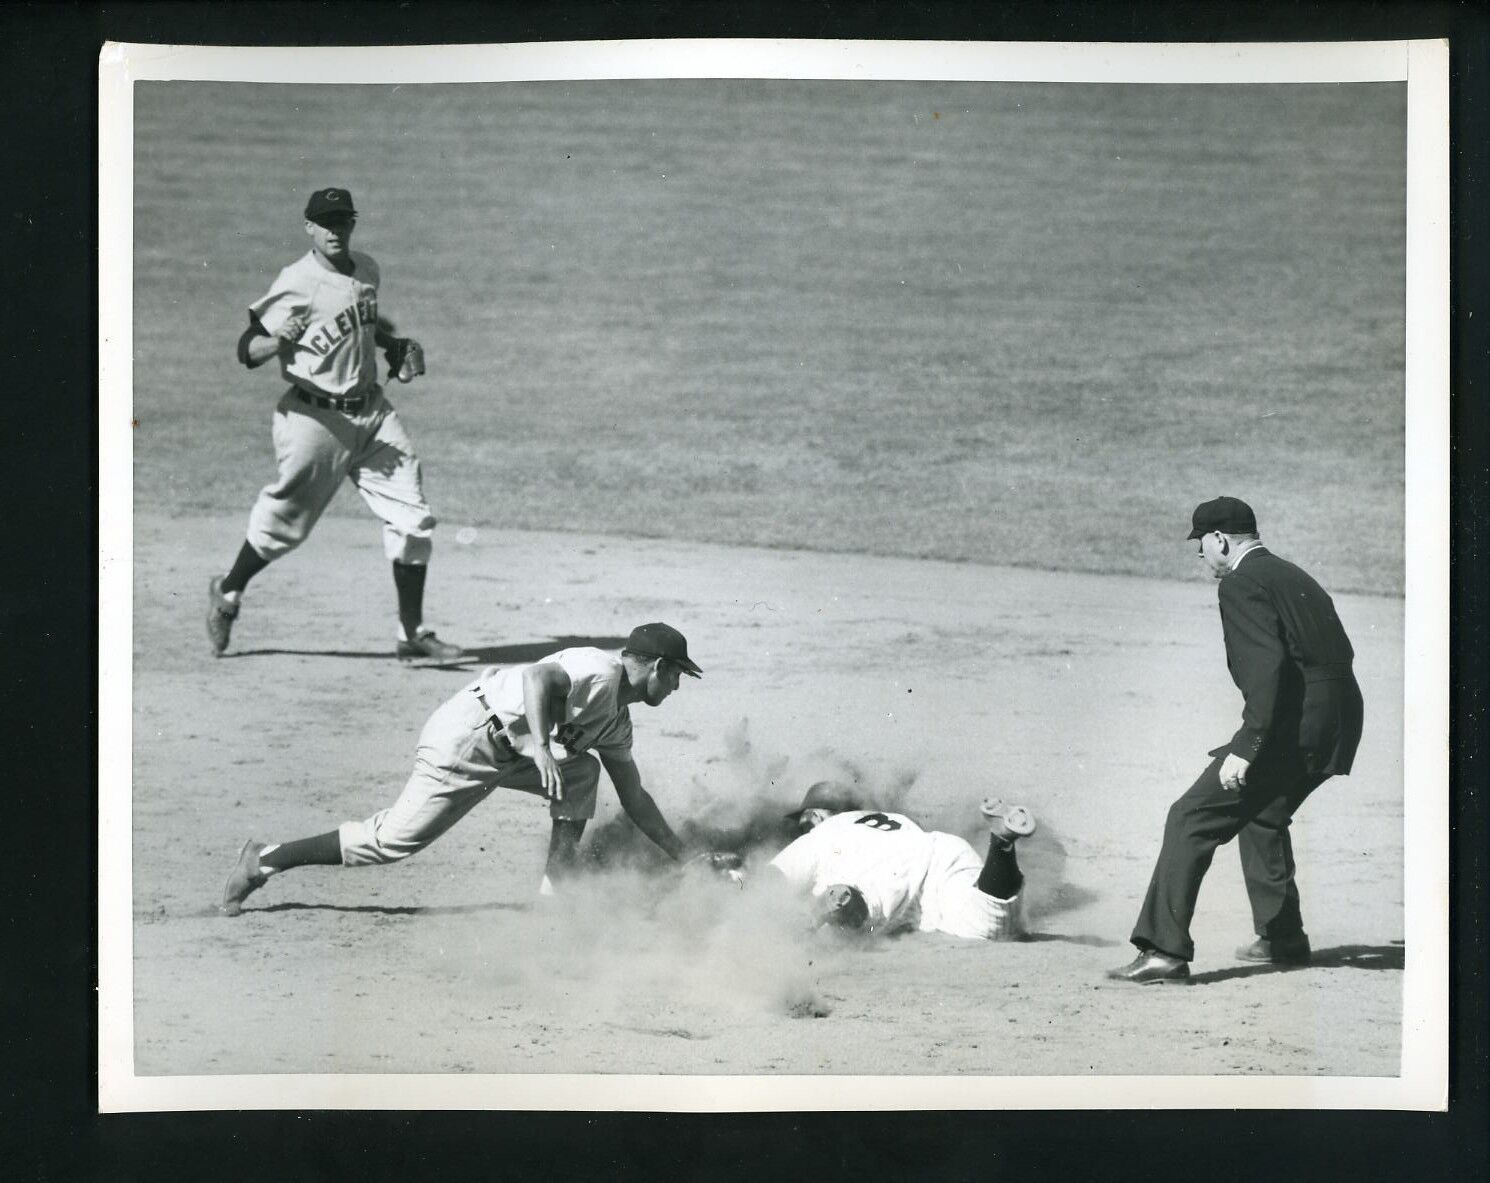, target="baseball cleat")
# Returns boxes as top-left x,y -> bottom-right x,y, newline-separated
397,628 -> 466,664
1235,934 -> 1312,965
207,576 -> 240,657
1105,950 -> 1192,984
220,838 -> 269,916
980,799 -> 1037,843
